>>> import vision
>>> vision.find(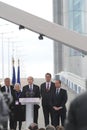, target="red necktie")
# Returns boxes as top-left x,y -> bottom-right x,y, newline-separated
46,83 -> 50,92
